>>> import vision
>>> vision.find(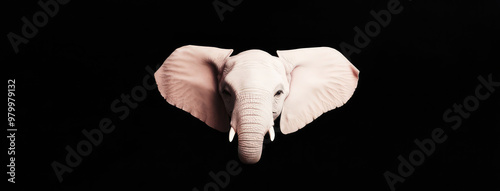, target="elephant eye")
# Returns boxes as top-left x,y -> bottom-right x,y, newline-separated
274,90 -> 283,97
222,89 -> 231,97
